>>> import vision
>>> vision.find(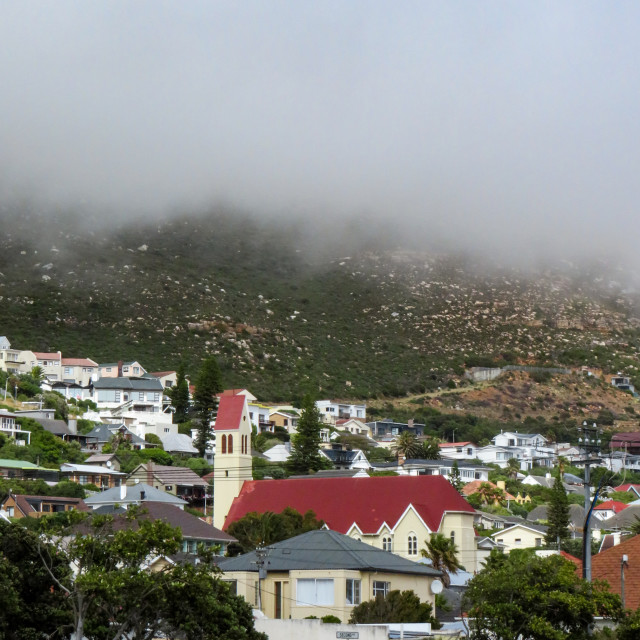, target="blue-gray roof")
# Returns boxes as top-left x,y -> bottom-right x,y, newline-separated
83,483 -> 187,508
92,377 -> 162,391
218,529 -> 442,576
